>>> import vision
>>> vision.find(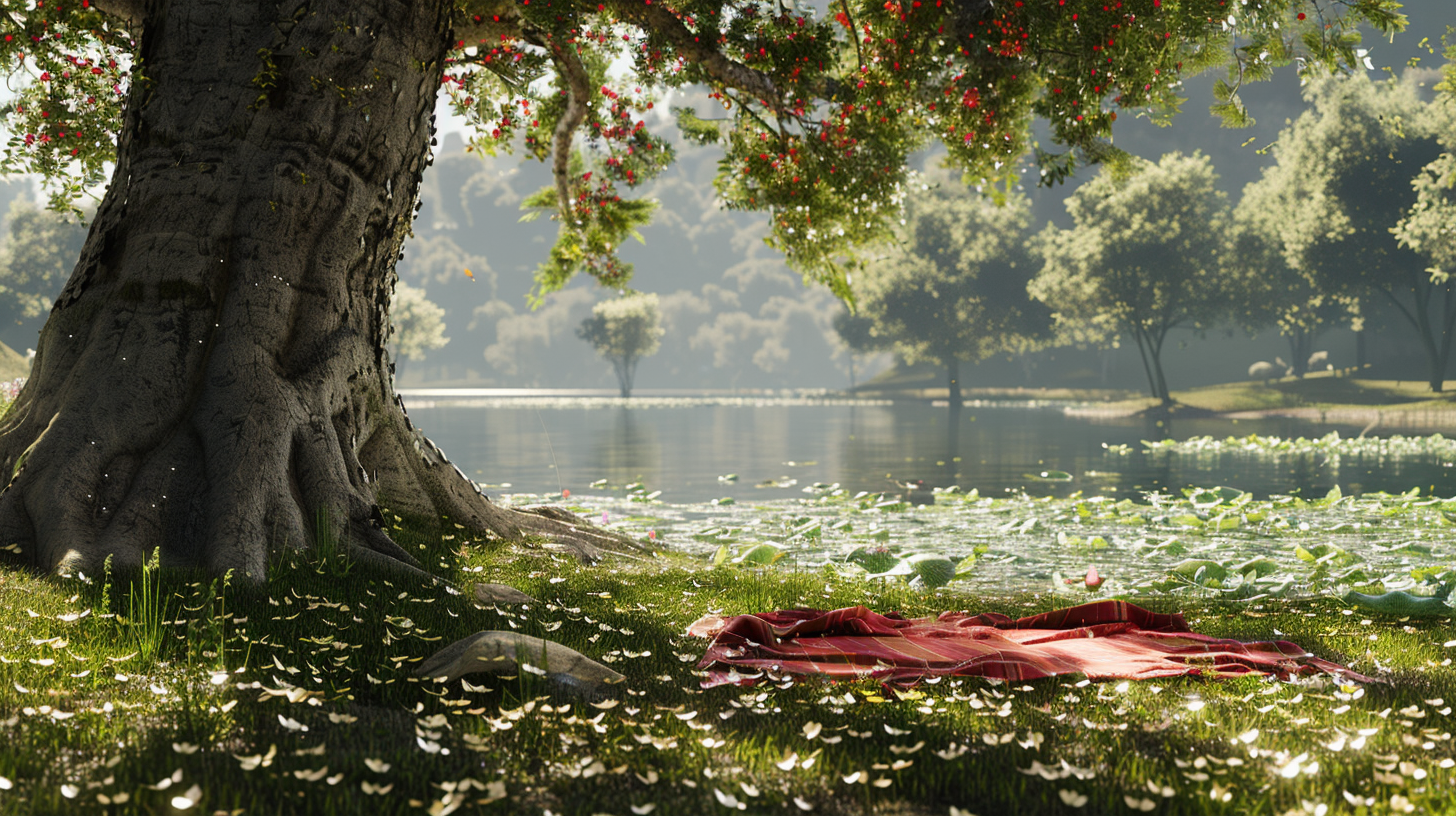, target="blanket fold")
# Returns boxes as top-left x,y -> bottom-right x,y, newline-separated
690,600 -> 1372,687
